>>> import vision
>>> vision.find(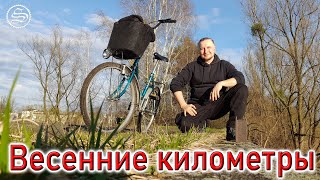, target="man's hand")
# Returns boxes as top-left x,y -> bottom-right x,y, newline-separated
173,91 -> 197,116
181,104 -> 197,116
210,82 -> 222,101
